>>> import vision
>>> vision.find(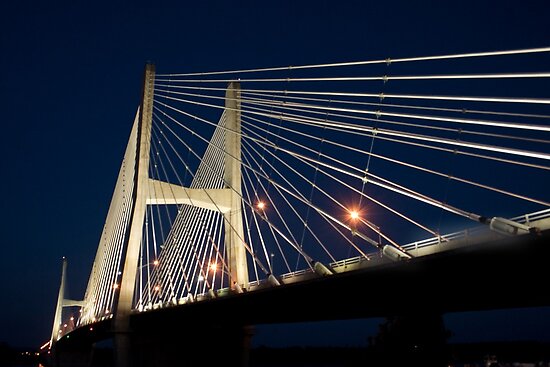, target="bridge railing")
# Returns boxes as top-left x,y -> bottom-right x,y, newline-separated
133,209 -> 550,313
402,208 -> 550,252
254,209 -> 550,289
328,209 -> 550,274
516,208 -> 550,225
